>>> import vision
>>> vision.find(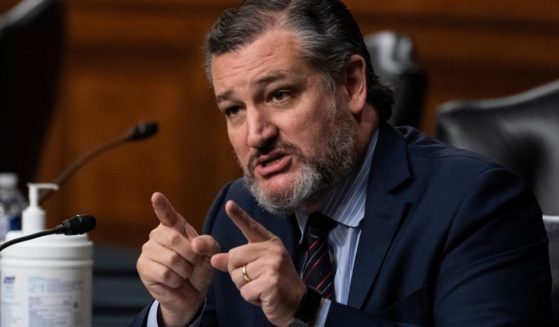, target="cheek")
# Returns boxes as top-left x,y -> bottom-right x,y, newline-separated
297,116 -> 333,154
228,129 -> 249,163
